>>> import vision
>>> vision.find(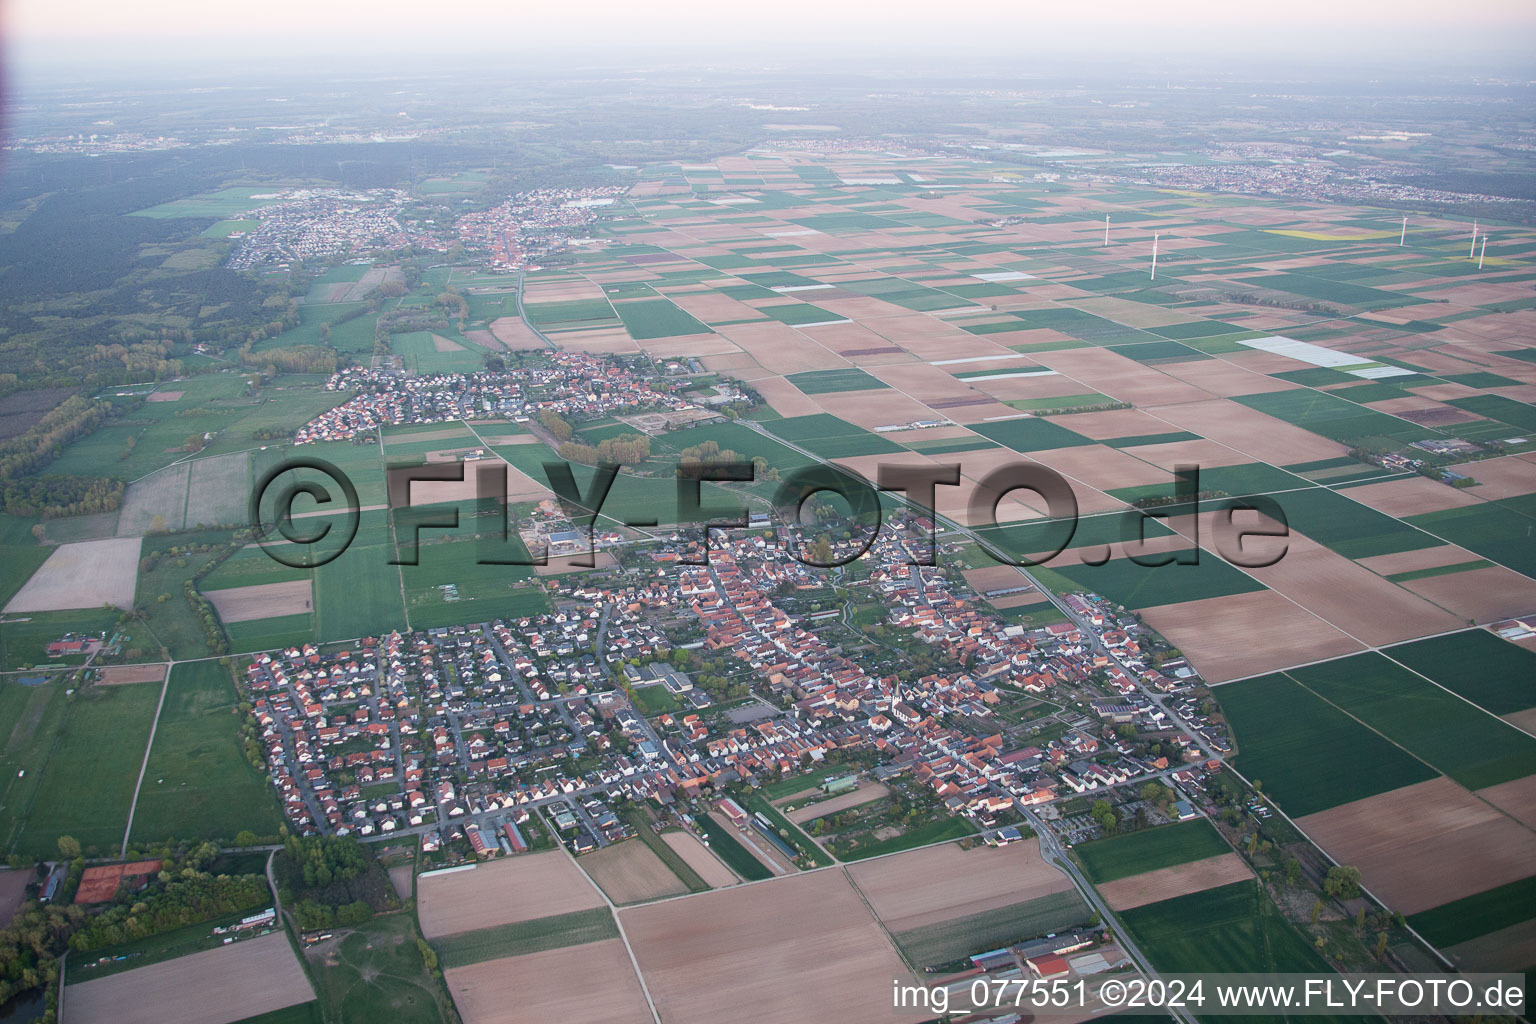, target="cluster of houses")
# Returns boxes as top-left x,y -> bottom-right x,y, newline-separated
454,186 -> 629,272
225,188 -> 442,269
296,352 -> 691,443
239,512 -> 1226,852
